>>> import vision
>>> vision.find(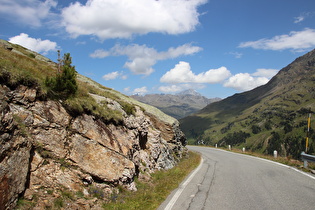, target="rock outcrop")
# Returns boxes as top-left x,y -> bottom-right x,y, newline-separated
0,82 -> 186,209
